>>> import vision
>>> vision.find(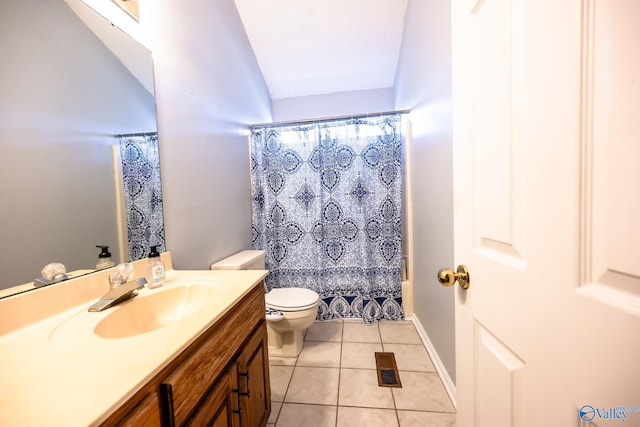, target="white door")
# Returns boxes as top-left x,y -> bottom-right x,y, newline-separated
451,0 -> 640,425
